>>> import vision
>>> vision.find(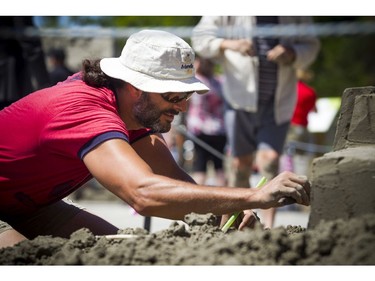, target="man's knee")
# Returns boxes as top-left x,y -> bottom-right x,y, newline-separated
0,221 -> 27,249
230,154 -> 253,188
231,168 -> 251,188
261,158 -> 279,180
256,150 -> 280,179
233,154 -> 254,168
